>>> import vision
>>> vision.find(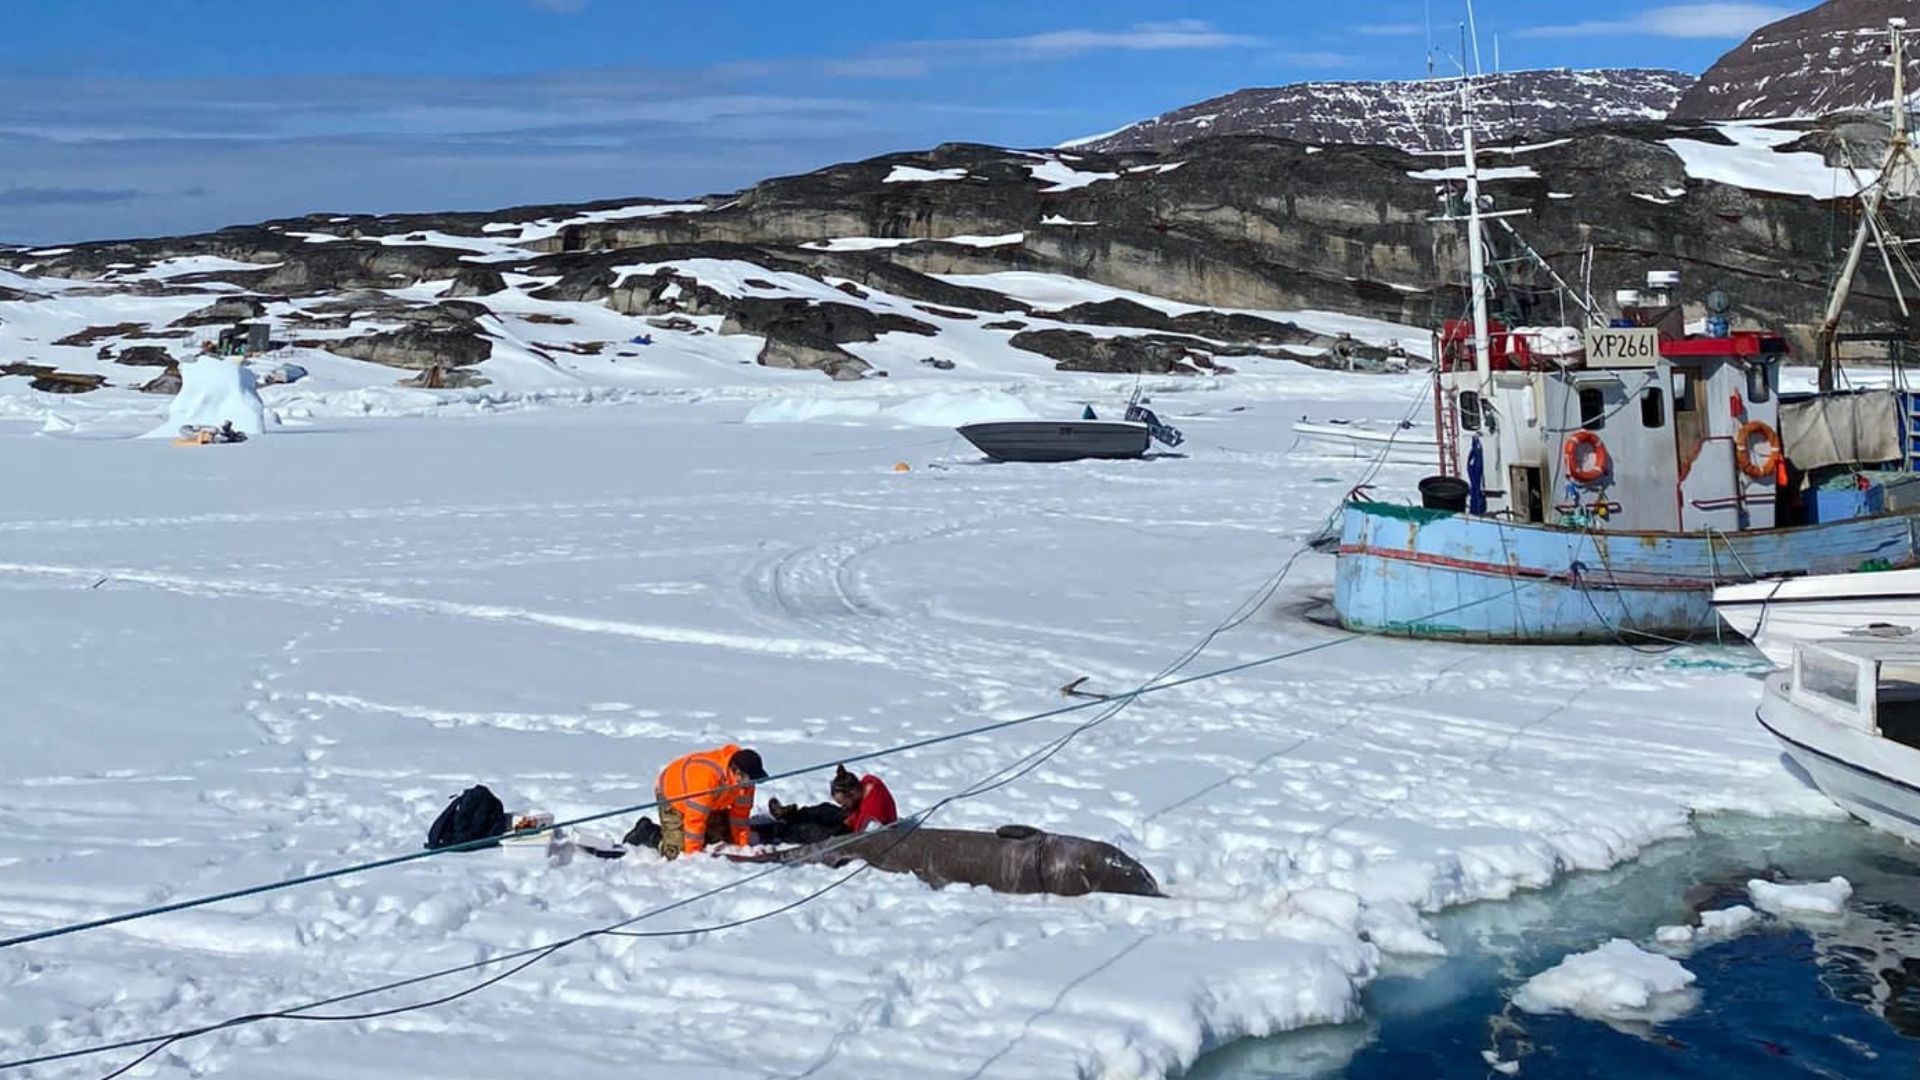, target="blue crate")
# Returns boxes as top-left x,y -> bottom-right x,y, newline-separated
1808,484 -> 1887,523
